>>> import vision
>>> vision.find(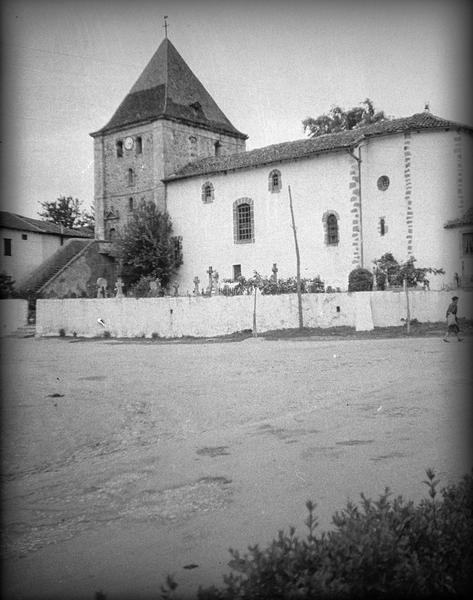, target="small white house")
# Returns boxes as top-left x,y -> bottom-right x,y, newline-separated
0,211 -> 92,287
